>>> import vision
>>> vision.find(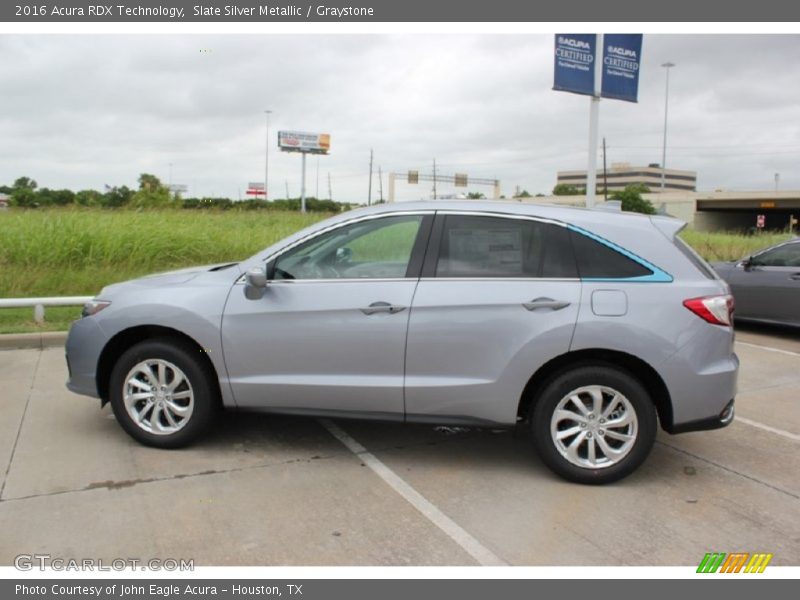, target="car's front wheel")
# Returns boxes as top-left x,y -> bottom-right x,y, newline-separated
531,365 -> 657,484
109,338 -> 219,448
